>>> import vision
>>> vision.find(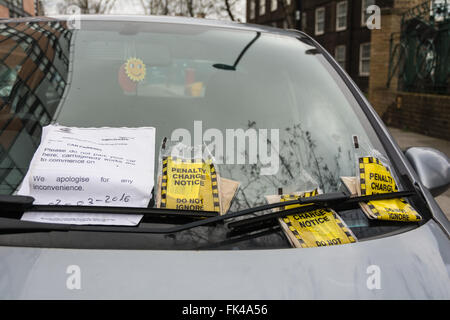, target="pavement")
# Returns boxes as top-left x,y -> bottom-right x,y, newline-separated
388,127 -> 450,220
